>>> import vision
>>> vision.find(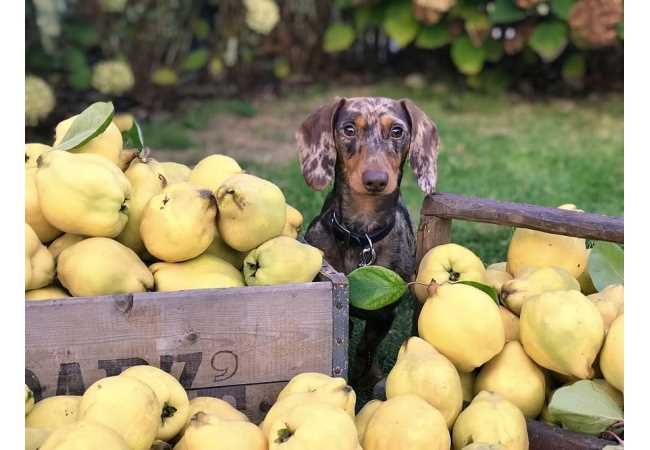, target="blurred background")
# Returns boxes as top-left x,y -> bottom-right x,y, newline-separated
26,0 -> 624,376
